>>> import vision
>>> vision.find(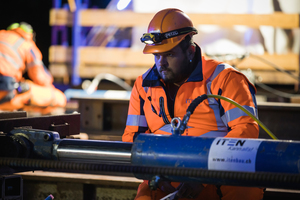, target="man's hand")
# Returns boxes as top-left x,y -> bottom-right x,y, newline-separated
175,182 -> 204,199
